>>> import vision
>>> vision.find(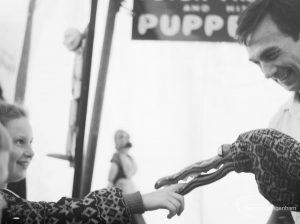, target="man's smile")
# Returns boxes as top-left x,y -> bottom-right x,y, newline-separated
273,66 -> 300,88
